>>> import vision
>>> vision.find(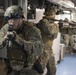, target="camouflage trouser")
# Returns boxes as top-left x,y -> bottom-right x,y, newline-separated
63,34 -> 73,53
7,68 -> 41,75
63,34 -> 70,48
40,49 -> 56,75
5,59 -> 43,75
